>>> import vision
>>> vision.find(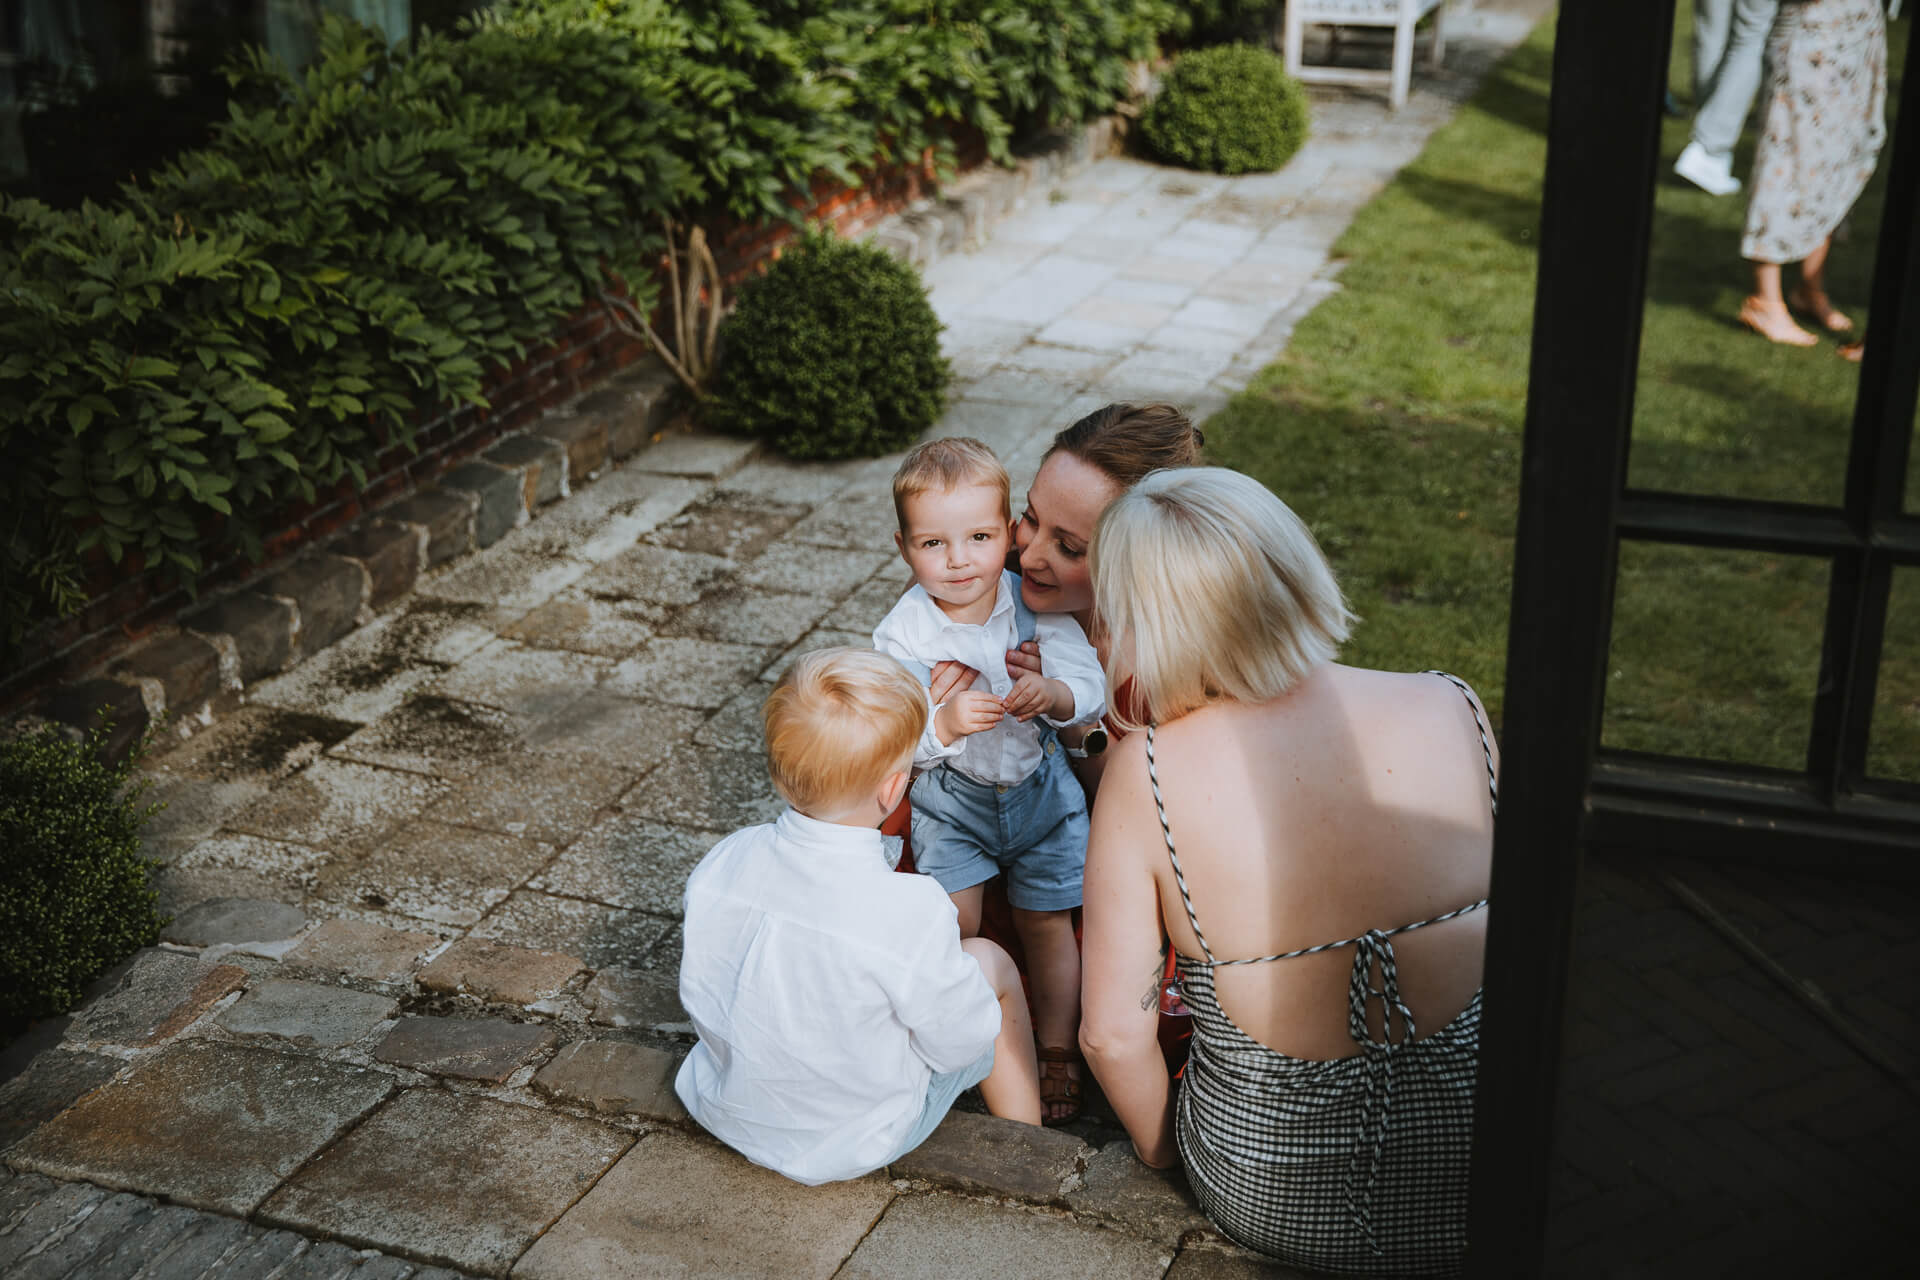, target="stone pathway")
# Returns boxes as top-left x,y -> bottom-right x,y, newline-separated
0,9 -> 1554,1278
